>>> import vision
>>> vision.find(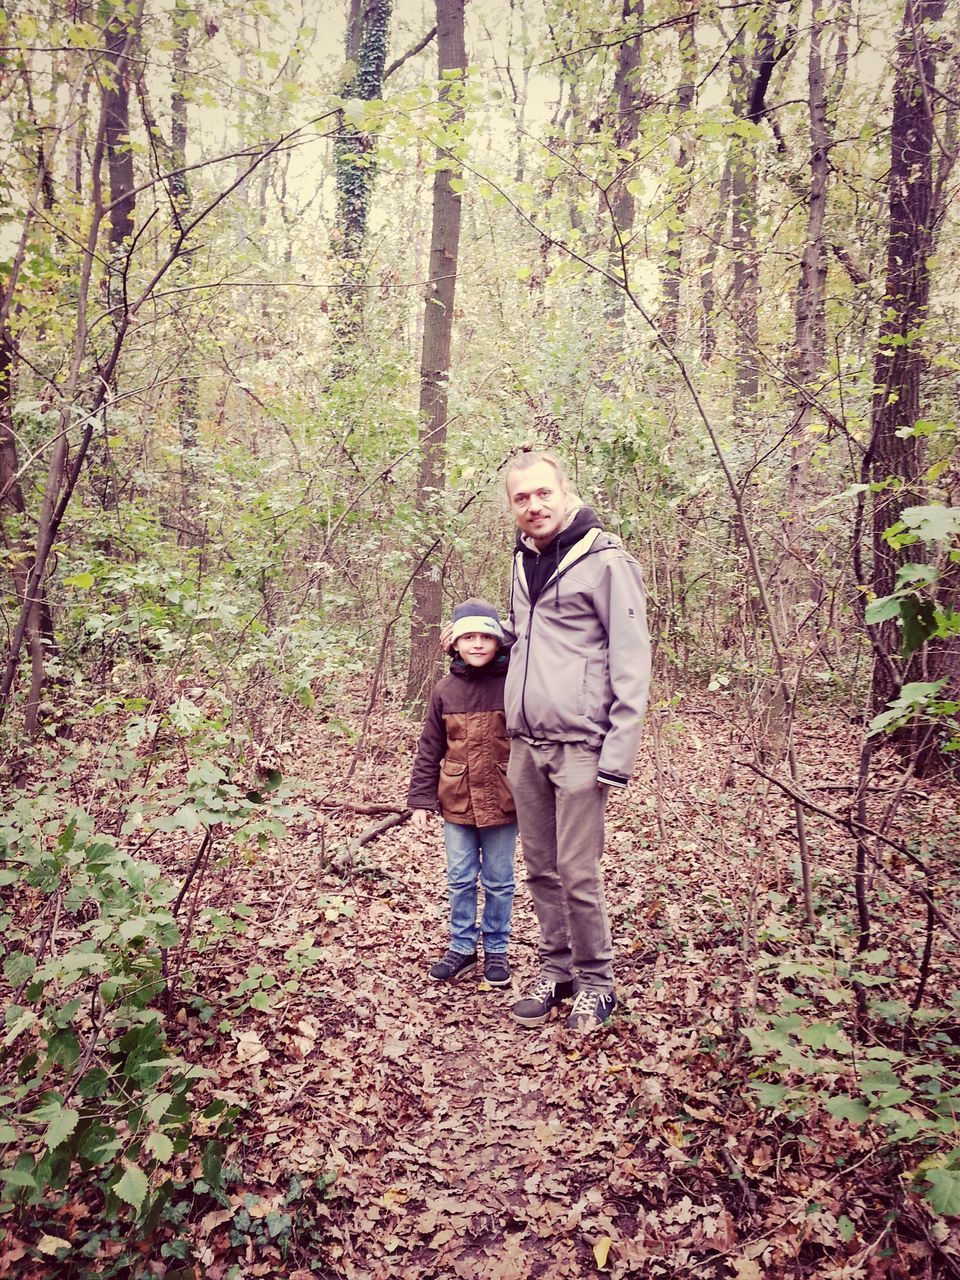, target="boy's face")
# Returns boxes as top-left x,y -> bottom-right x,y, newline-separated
454,632 -> 499,667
